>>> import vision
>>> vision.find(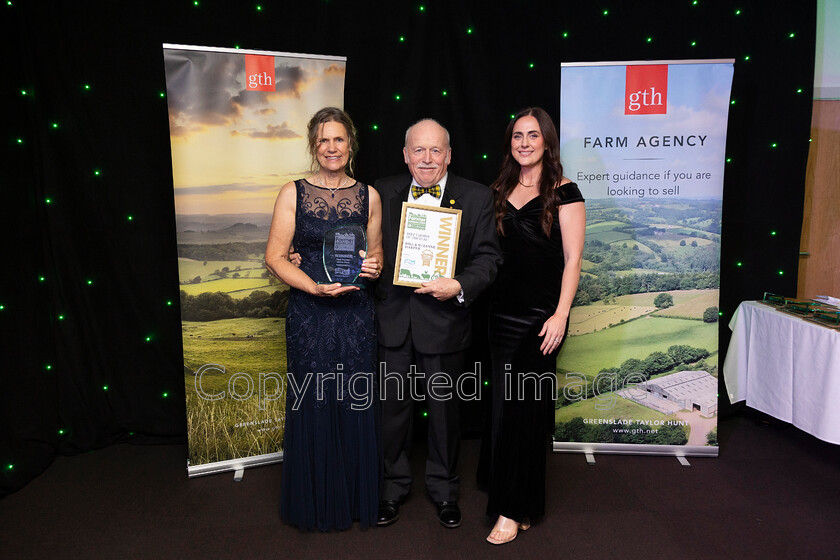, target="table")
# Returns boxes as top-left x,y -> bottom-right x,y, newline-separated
723,300 -> 840,444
